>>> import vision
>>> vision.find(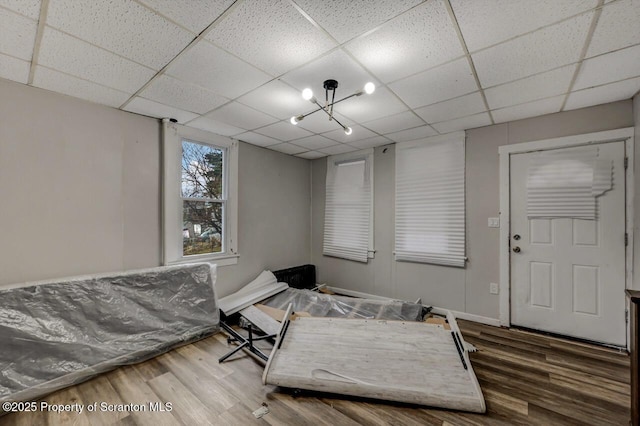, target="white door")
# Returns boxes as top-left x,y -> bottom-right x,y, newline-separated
510,141 -> 626,346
